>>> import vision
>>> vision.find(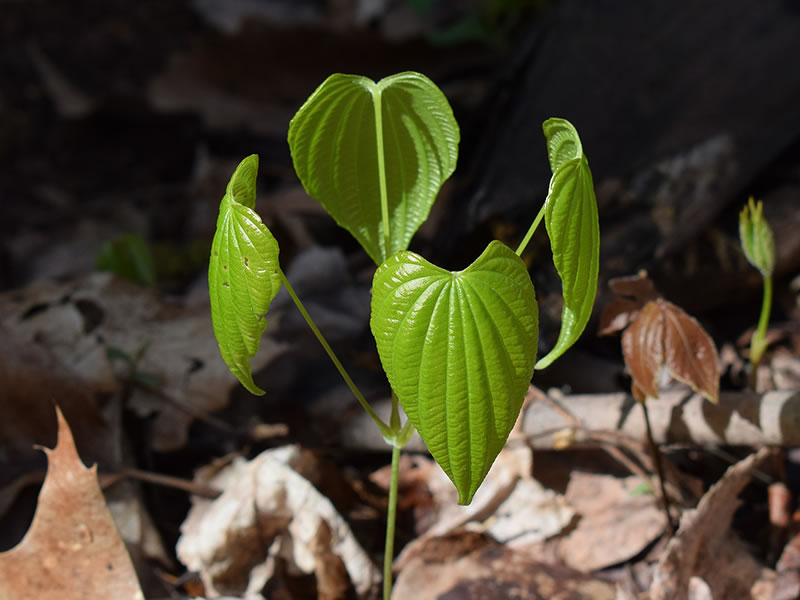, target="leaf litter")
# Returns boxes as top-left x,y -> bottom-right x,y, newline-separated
0,407 -> 144,600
